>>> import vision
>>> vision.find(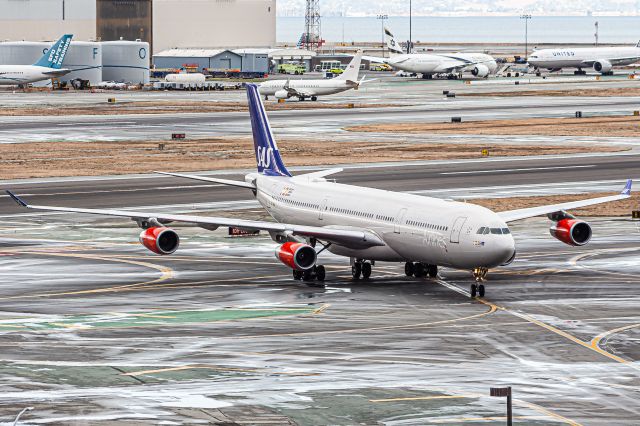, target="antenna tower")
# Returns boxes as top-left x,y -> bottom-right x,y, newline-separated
302,0 -> 322,50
